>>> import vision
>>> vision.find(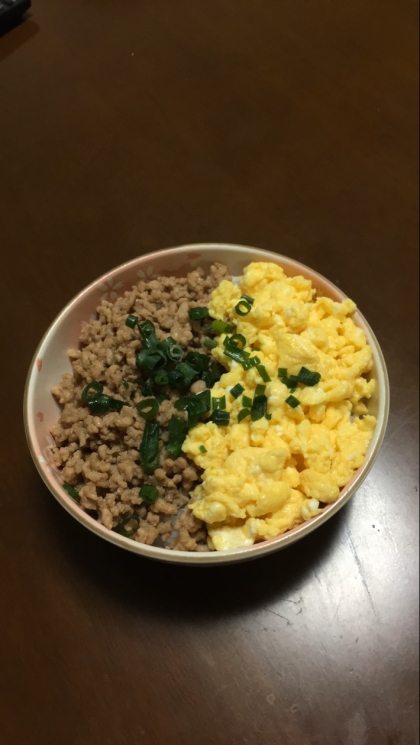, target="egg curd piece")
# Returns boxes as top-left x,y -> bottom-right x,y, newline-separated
183,261 -> 377,551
